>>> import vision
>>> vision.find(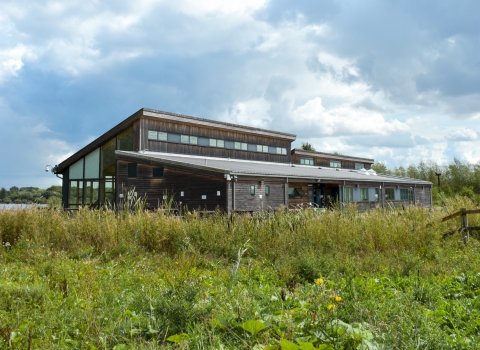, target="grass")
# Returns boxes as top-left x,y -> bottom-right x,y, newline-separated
1,196 -> 480,348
